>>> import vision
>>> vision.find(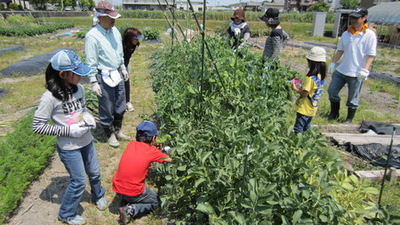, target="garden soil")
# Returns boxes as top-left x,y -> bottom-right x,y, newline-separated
4,45 -> 400,225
